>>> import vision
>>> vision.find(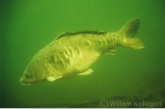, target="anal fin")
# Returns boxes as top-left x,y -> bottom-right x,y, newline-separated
103,48 -> 116,56
77,69 -> 93,75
